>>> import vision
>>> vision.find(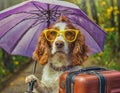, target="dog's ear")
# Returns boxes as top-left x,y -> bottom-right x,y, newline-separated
72,31 -> 90,66
33,32 -> 50,65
